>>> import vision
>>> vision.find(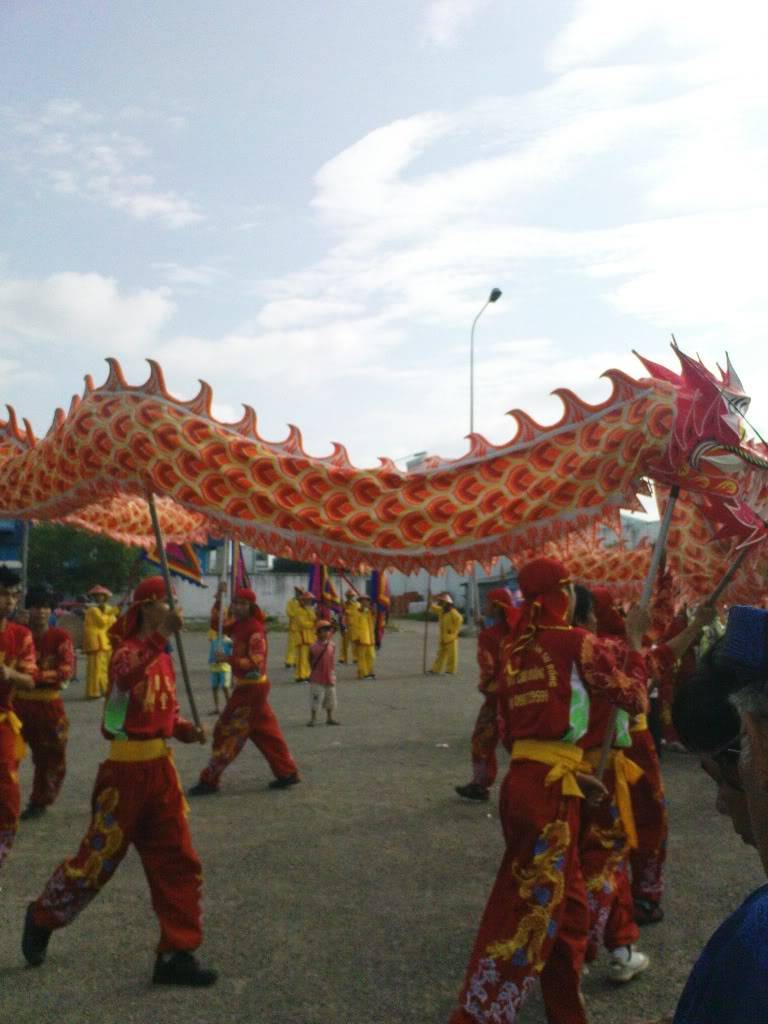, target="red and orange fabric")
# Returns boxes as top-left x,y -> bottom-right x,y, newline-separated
450,559 -> 648,1024
15,626 -> 75,809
